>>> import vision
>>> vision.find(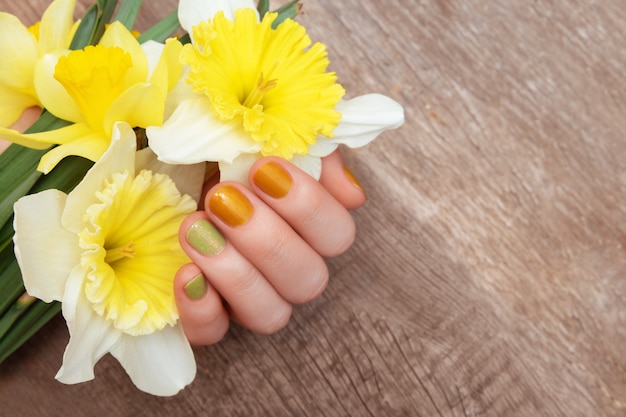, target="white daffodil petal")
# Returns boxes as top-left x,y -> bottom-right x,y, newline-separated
291,154 -> 323,180
218,152 -> 263,185
110,324 -> 196,396
178,0 -> 257,35
163,68 -> 196,120
307,137 -> 339,158
13,190 -> 79,303
56,275 -> 122,384
62,123 -> 136,232
147,98 -> 262,165
136,147 -> 205,203
330,94 -> 405,148
141,41 -> 163,79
